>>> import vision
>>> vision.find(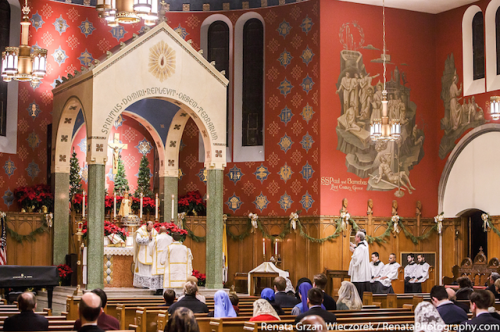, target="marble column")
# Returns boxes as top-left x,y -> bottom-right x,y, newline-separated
160,176 -> 178,223
87,164 -> 105,290
205,169 -> 224,289
52,172 -> 69,265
